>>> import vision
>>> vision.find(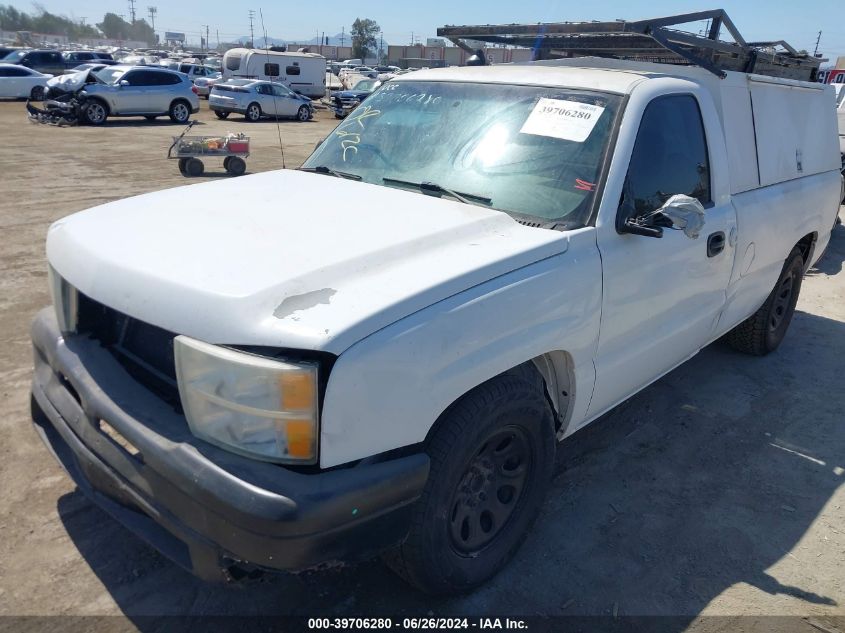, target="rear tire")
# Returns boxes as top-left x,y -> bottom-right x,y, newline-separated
169,100 -> 191,123
185,158 -> 204,177
178,158 -> 189,175
214,110 -> 230,120
725,247 -> 804,356
245,102 -> 261,122
384,366 -> 555,594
